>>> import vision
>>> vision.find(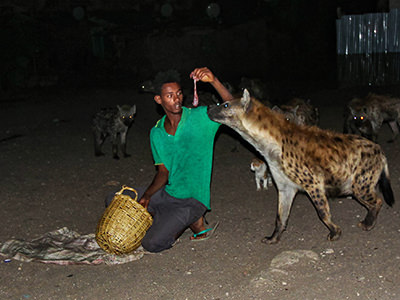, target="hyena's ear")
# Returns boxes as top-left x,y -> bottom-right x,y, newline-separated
241,89 -> 252,113
272,105 -> 284,115
131,104 -> 137,115
292,105 -> 299,115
